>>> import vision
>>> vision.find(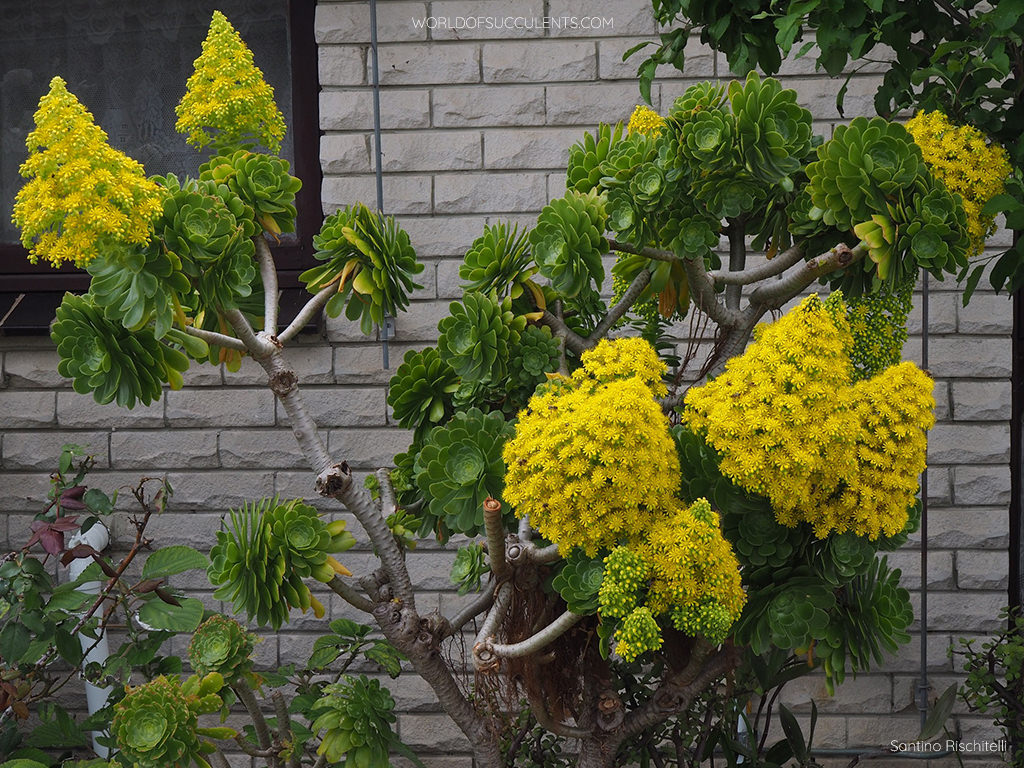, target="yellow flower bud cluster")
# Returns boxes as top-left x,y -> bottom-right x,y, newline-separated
175,11 -> 286,153
13,78 -> 162,268
503,338 -> 677,556
683,295 -> 935,539
905,110 -> 1010,258
597,499 -> 746,661
627,104 -> 665,137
